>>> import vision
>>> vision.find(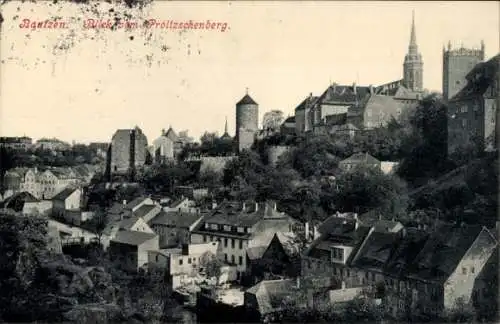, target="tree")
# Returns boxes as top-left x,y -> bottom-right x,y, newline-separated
334,165 -> 408,217
397,94 -> 452,187
262,110 -> 285,134
84,209 -> 109,246
0,212 -> 50,321
200,252 -> 224,286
